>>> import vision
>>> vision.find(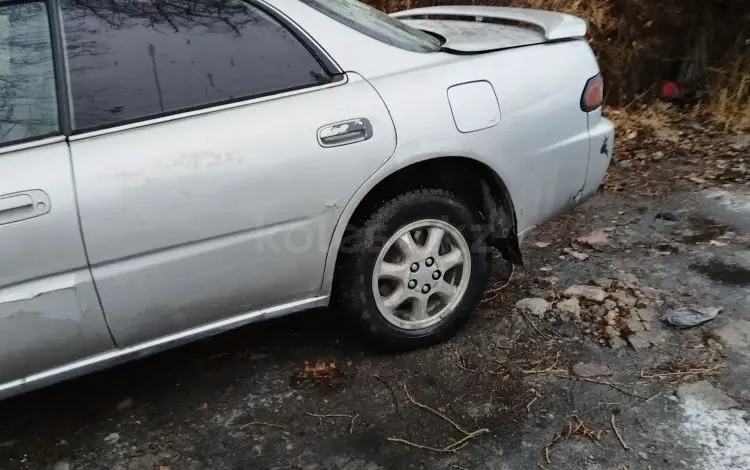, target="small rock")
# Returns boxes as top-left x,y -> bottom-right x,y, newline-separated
615,272 -> 639,286
604,310 -> 618,326
639,451 -> 649,460
52,462 -> 70,470
116,398 -> 133,411
103,432 -> 120,444
604,326 -> 625,349
572,362 -> 613,378
676,381 -> 739,410
570,251 -> 590,261
609,291 -> 637,308
640,330 -> 668,346
712,320 -> 750,348
636,298 -> 650,308
564,285 -> 607,303
636,308 -> 658,323
515,298 -> 550,317
576,230 -> 609,246
529,288 -> 555,300
127,454 -> 160,470
534,241 -> 551,248
706,338 -> 724,351
604,299 -> 617,311
626,317 -> 644,333
627,333 -> 651,350
556,298 -> 581,316
541,276 -> 560,286
592,278 -> 614,289
590,304 -> 606,317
